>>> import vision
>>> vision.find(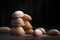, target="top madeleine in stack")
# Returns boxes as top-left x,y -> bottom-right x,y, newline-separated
22,14 -> 32,21
11,11 -> 25,26
12,10 -> 24,18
